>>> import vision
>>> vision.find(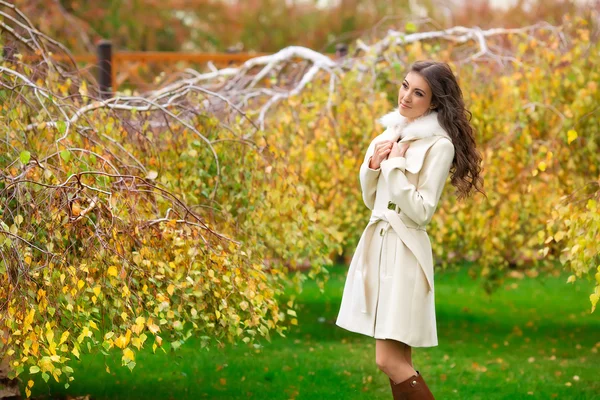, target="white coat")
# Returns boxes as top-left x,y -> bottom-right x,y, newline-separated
335,109 -> 455,347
